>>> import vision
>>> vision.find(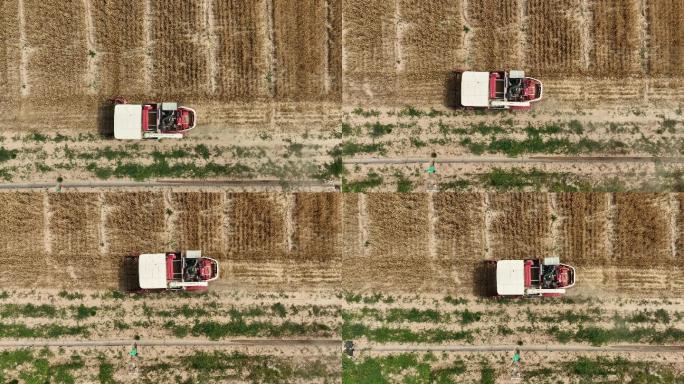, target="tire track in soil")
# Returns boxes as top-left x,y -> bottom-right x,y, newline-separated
142,0 -> 153,94
264,0 -> 276,98
82,0 -> 99,94
669,193 -> 679,260
17,0 -> 29,96
549,193 -> 560,257
42,192 -> 51,257
483,193 -> 492,260
637,0 -> 650,102
163,190 -> 177,250
98,192 -> 108,255
603,193 -> 617,285
517,0 -> 529,69
201,0 -> 218,94
285,193 -> 295,252
358,193 -> 369,257
461,0 -> 472,66
578,0 -> 592,71
323,0 -> 331,94
393,0 -> 404,73
427,193 -> 436,260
